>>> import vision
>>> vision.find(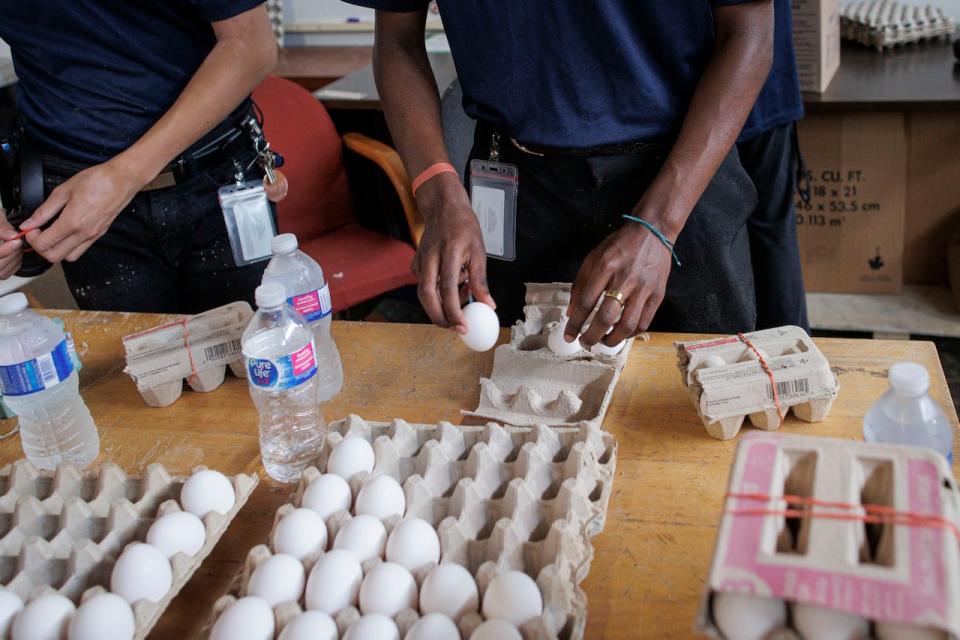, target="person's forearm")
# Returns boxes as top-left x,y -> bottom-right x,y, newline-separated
635,1 -> 774,240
